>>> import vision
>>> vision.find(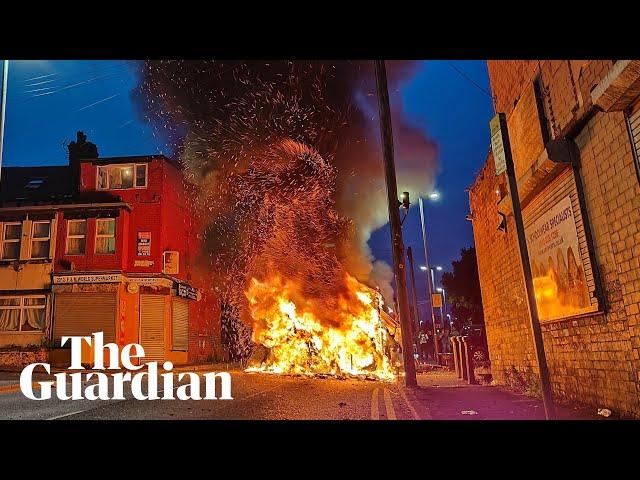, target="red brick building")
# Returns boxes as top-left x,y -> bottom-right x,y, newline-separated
0,147 -> 221,368
469,61 -> 640,417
